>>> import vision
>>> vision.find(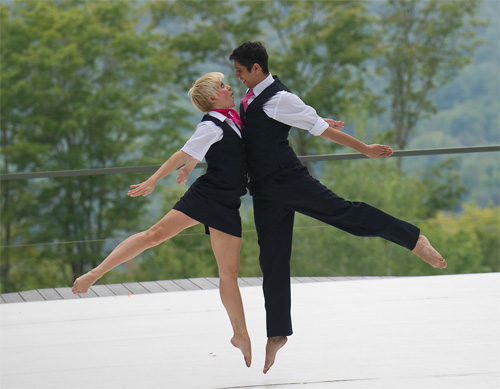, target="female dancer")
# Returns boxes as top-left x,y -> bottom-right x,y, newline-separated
72,72 -> 251,367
